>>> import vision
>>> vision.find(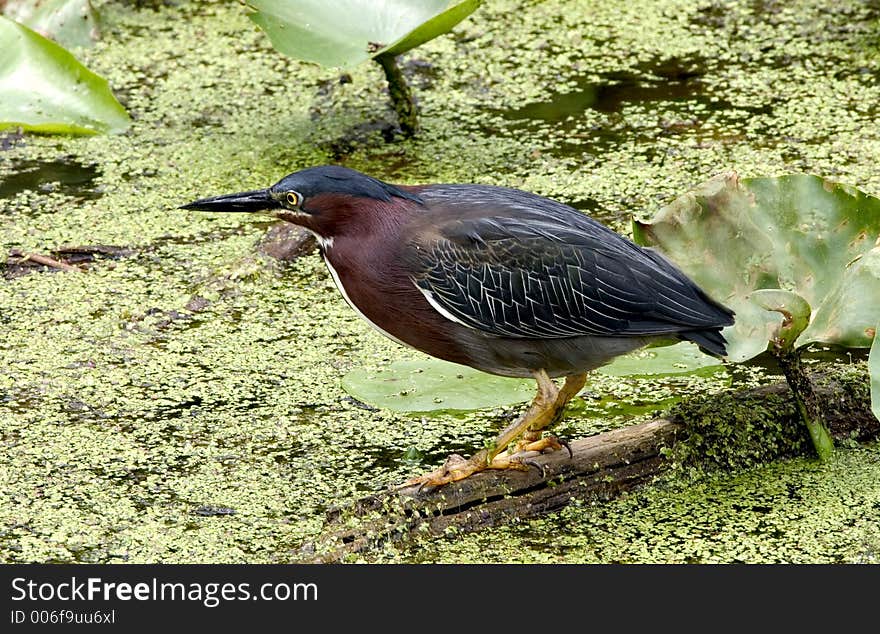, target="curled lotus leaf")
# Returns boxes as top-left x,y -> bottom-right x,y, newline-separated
634,173 -> 880,362
244,0 -> 481,68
